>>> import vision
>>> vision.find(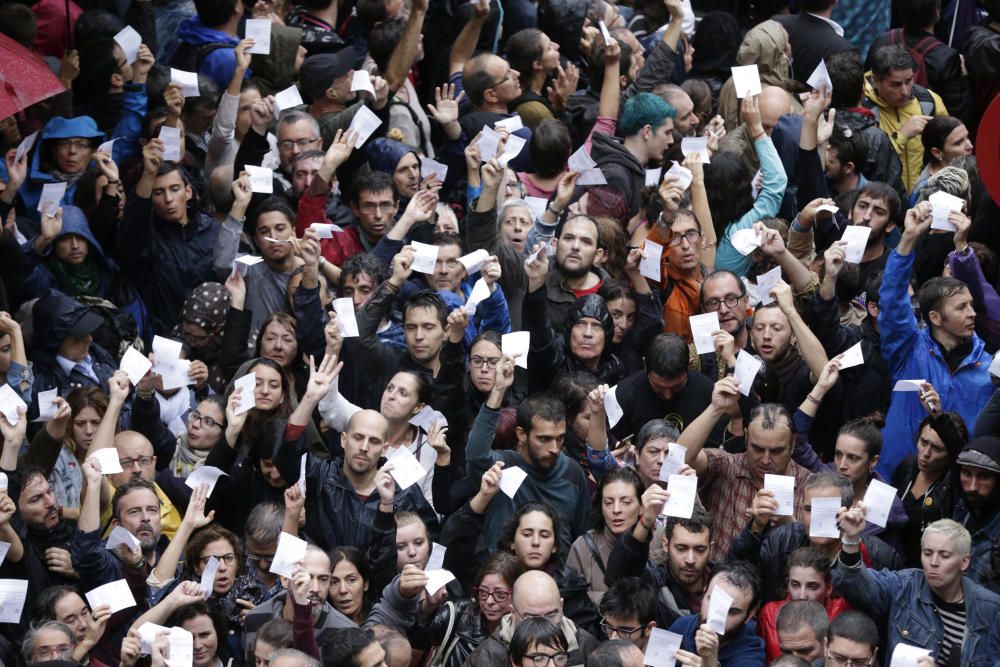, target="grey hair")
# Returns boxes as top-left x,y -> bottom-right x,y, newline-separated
922,518 -> 972,558
497,198 -> 534,224
920,165 -> 971,202
269,648 -> 320,667
277,110 -> 321,136
22,620 -> 75,663
805,471 -> 854,507
245,501 -> 285,544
